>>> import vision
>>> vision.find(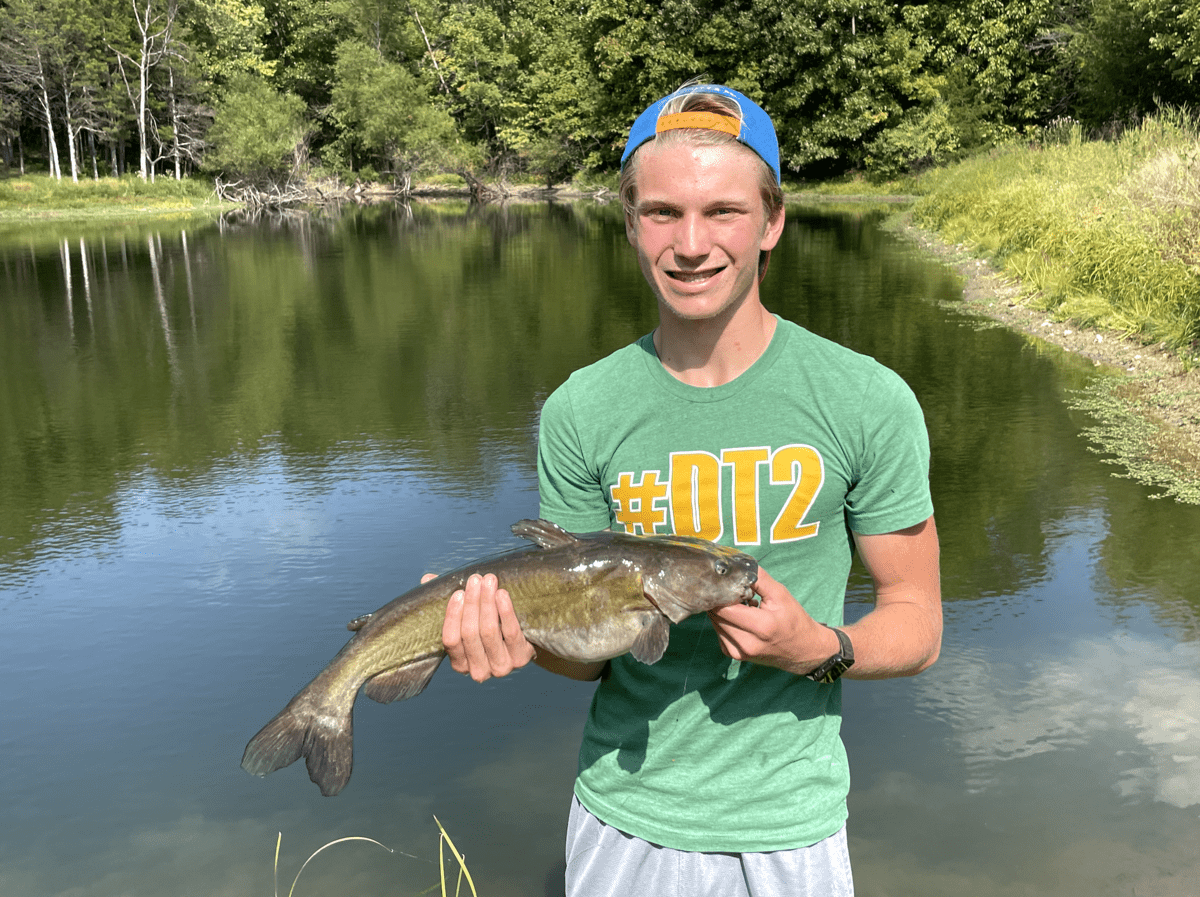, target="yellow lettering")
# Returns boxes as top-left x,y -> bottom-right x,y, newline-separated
770,445 -> 824,542
610,471 -> 669,534
721,447 -> 769,545
669,452 -> 723,541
